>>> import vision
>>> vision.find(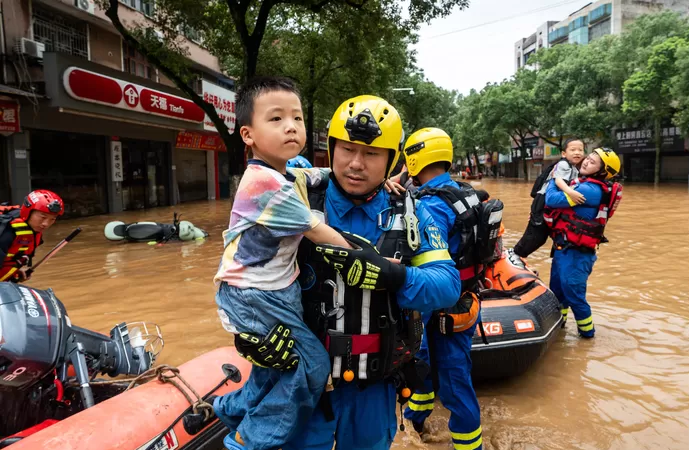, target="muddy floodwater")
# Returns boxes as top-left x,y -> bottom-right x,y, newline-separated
28,179 -> 689,450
